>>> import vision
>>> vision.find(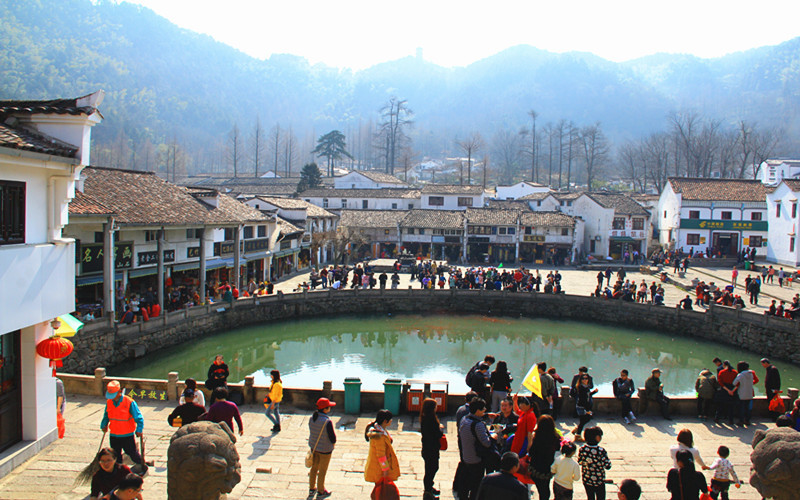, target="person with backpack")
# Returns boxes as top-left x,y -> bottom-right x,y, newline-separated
456,398 -> 496,500
468,363 -> 491,403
